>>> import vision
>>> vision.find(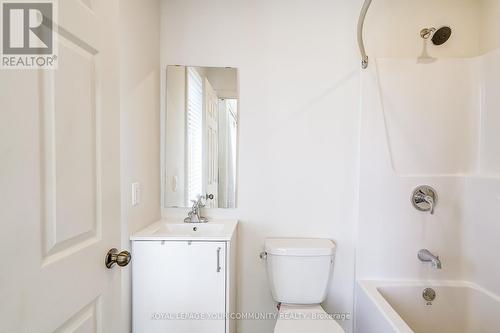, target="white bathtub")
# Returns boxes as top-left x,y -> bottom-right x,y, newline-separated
356,280 -> 500,333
